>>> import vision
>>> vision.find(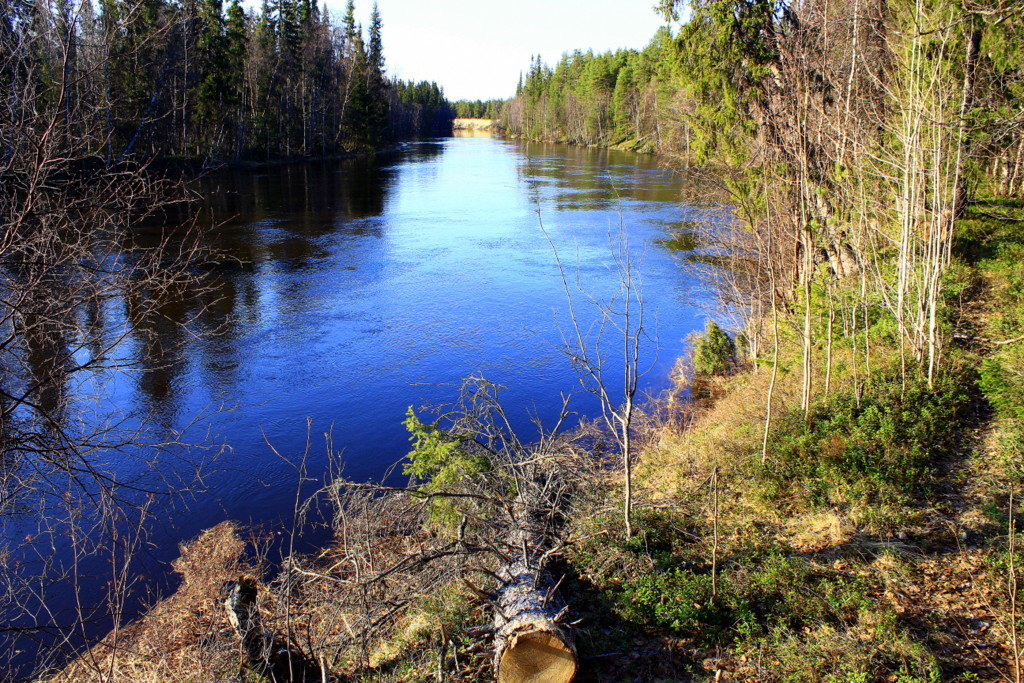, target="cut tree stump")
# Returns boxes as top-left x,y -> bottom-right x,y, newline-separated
493,570 -> 577,682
